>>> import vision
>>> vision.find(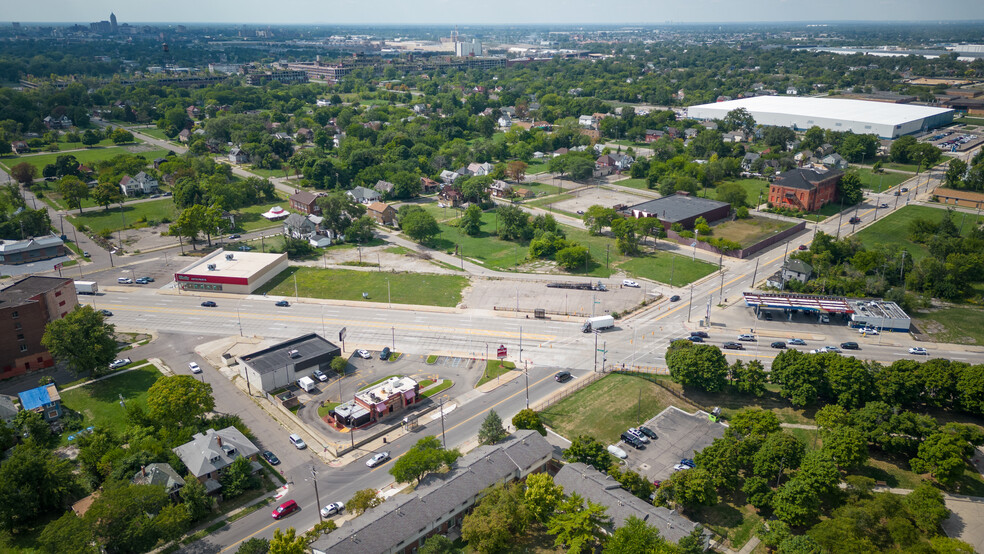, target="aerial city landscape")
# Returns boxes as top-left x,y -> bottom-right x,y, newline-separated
2,2 -> 984,553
